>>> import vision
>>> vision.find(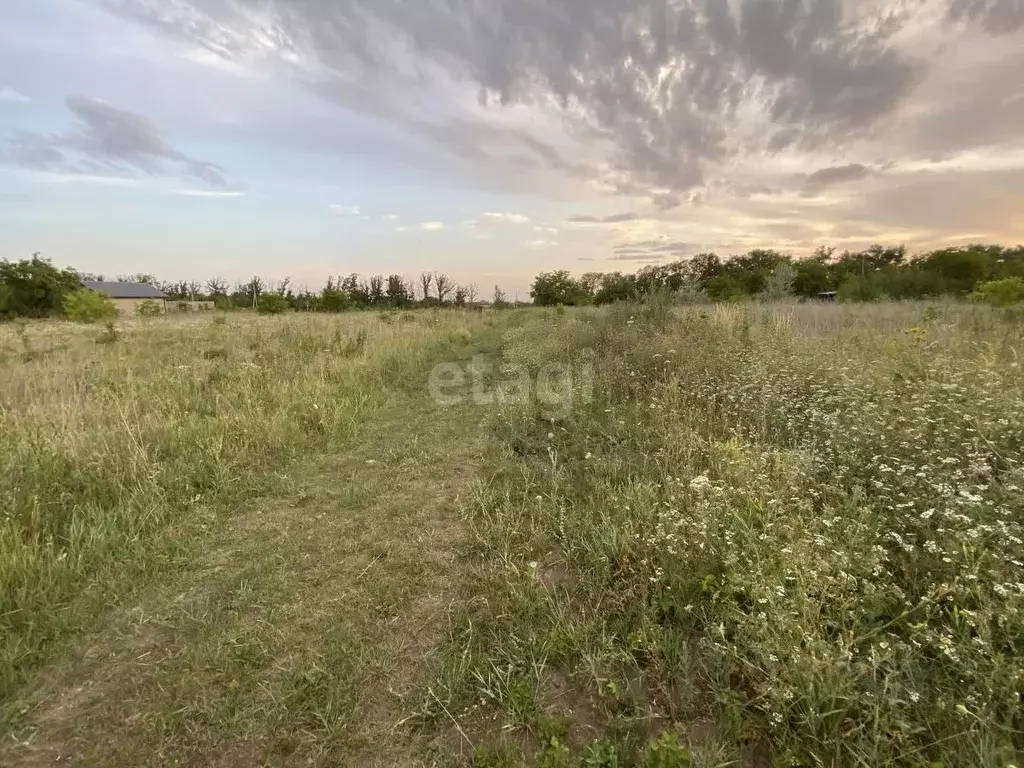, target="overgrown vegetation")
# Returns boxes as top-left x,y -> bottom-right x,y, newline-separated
5,242 -> 1023,324
420,301 -> 1024,766
531,244 -> 1024,305
2,302 -> 1022,766
0,311 -> 493,705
